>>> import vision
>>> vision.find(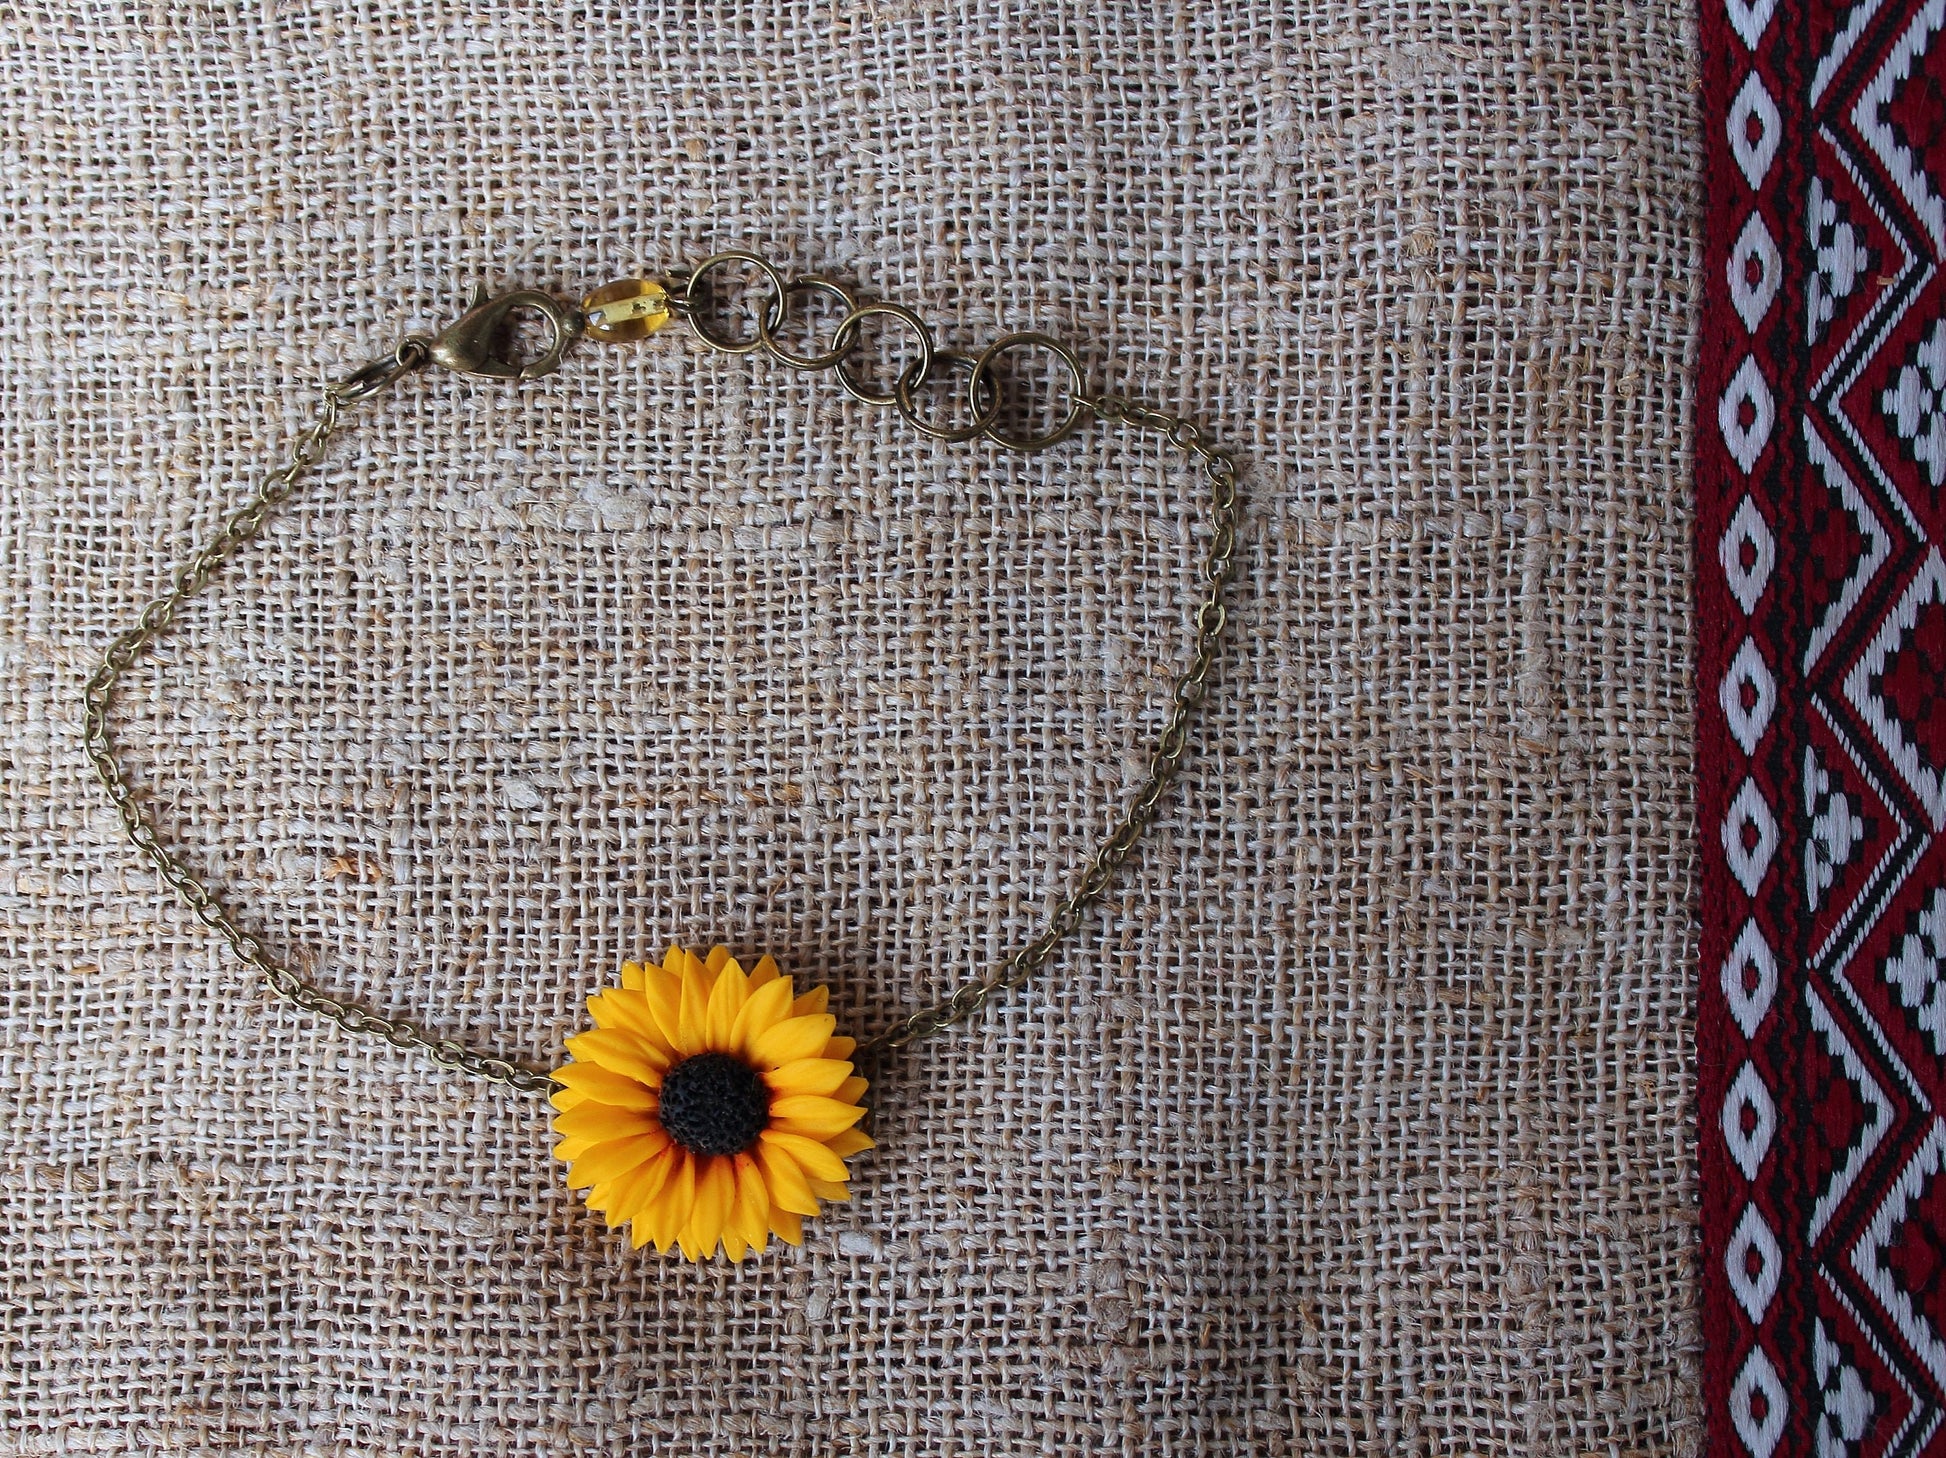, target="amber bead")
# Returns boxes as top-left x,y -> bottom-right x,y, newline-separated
581,278 -> 671,342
